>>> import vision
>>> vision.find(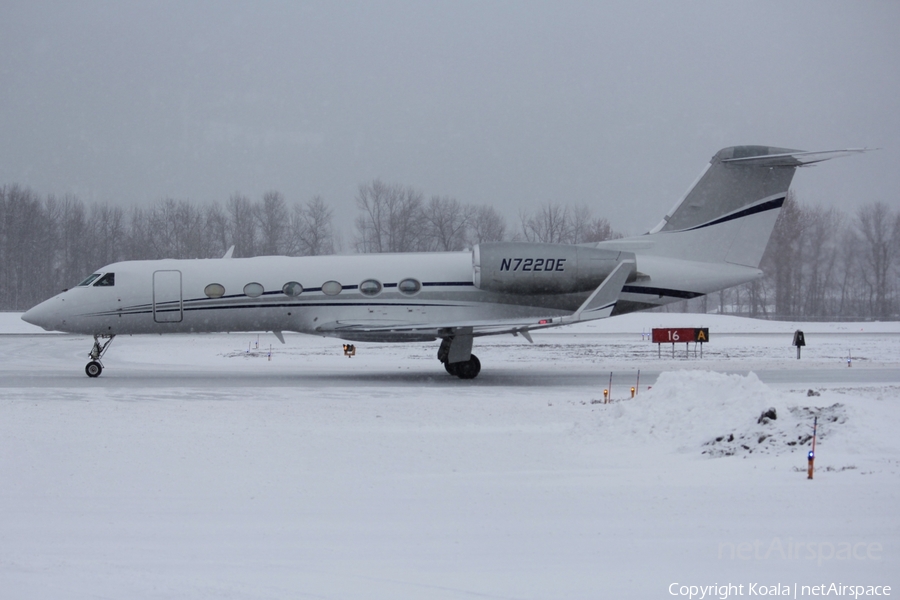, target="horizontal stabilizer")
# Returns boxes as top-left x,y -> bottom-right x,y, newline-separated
721,148 -> 869,167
